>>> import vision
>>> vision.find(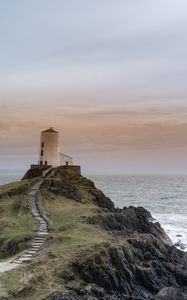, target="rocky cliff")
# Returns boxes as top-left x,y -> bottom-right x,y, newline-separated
0,168 -> 186,300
